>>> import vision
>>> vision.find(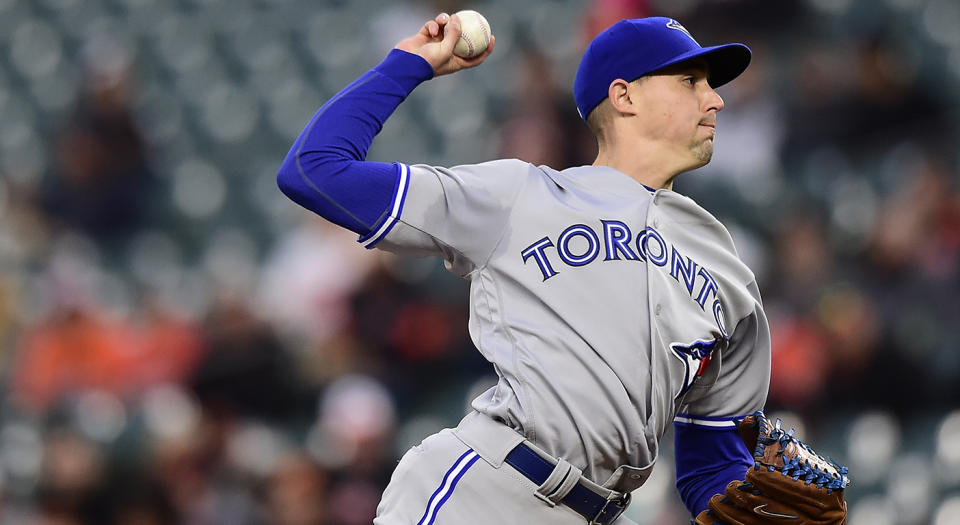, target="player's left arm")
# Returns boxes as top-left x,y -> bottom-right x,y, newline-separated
673,286 -> 771,516
674,421 -> 754,517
